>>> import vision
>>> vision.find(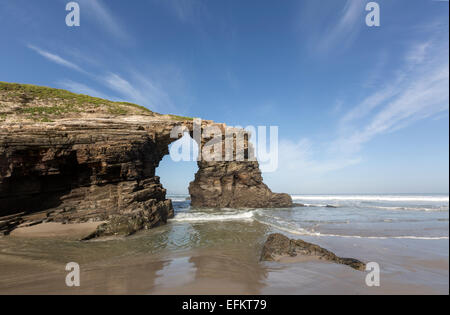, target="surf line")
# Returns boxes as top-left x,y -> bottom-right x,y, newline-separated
256,220 -> 449,240
182,299 -> 216,313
